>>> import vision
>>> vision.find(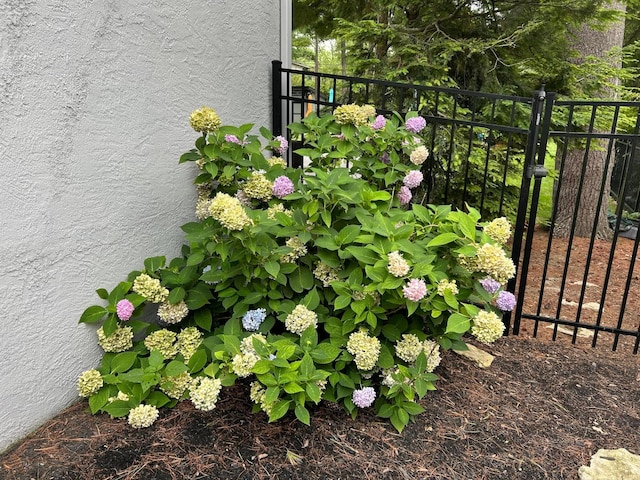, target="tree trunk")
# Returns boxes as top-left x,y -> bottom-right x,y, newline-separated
553,0 -> 626,239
